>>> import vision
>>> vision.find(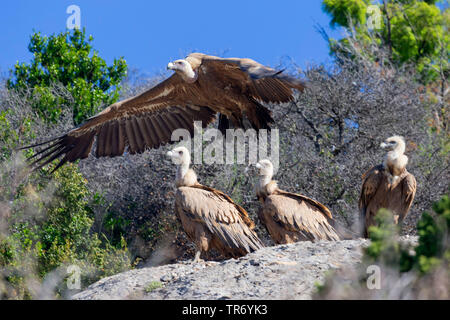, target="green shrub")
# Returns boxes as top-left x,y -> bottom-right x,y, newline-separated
316,195 -> 450,299
0,162 -> 131,299
7,28 -> 127,124
364,195 -> 450,274
414,195 -> 450,273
